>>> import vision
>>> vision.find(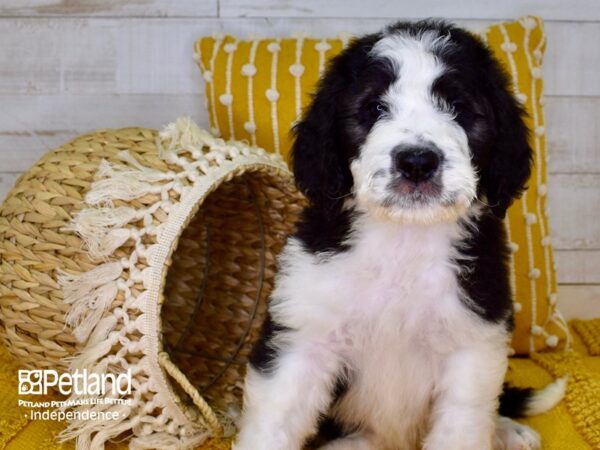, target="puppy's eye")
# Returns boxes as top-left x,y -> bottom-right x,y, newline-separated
451,99 -> 466,110
451,100 -> 477,129
366,101 -> 388,120
357,99 -> 388,128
